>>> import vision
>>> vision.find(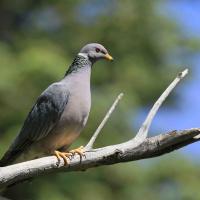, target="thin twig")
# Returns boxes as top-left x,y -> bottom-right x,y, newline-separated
131,68 -> 189,146
85,93 -> 124,150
